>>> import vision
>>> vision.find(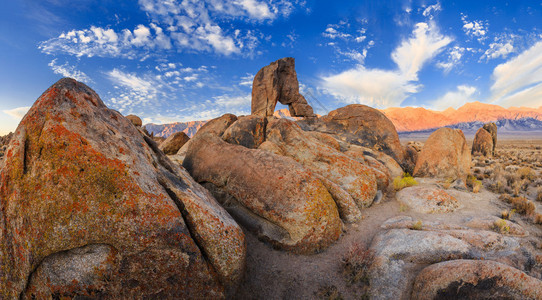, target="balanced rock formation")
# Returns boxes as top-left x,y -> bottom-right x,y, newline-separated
159,131 -> 190,155
299,104 -> 406,167
0,78 -> 245,299
183,132 -> 342,253
125,114 -> 142,127
472,127 -> 494,157
251,57 -> 315,118
413,128 -> 471,182
482,122 -> 497,154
